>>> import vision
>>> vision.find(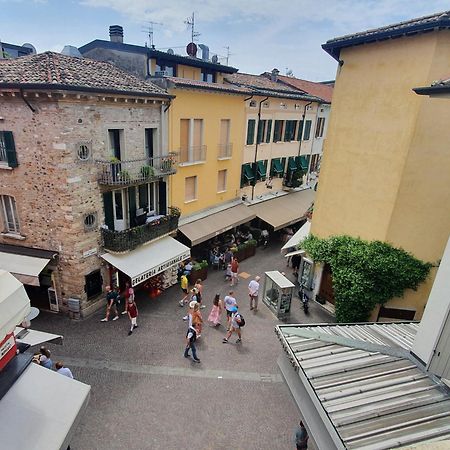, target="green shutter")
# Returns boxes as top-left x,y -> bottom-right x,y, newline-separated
266,120 -> 272,143
256,160 -> 266,181
297,121 -> 304,141
3,132 -> 18,168
257,120 -> 265,144
128,186 -> 136,226
103,191 -> 114,231
304,120 -> 312,140
246,119 -> 256,145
